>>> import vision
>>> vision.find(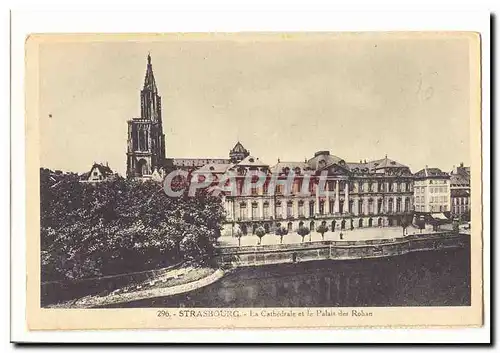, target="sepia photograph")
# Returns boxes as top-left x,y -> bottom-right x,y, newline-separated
23,32 -> 482,330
